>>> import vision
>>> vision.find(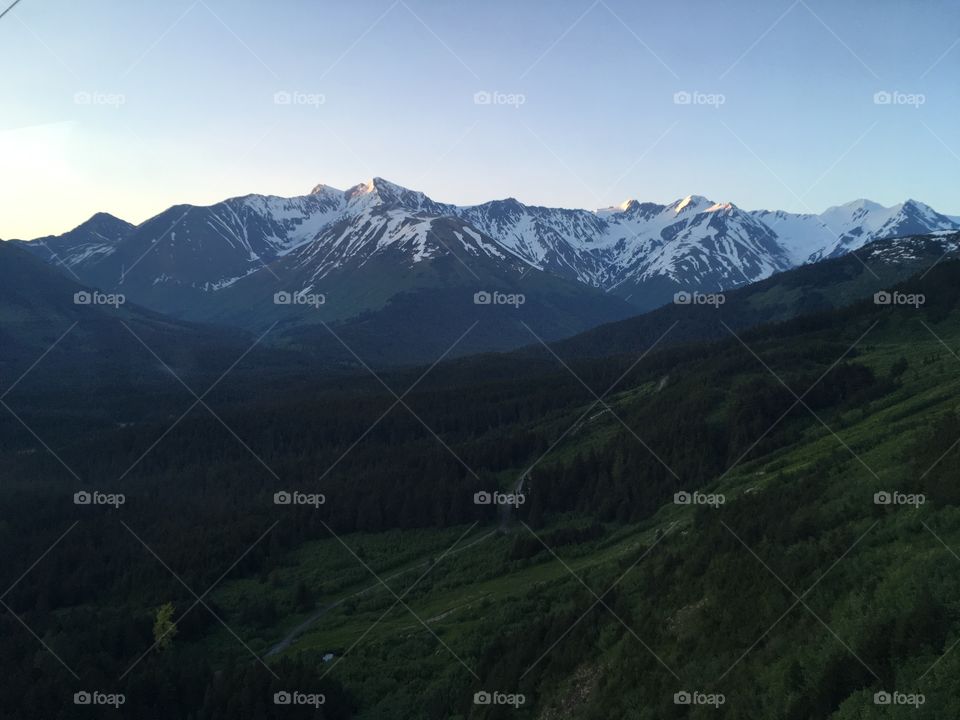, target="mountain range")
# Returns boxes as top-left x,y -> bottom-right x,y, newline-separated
9,178 -> 959,362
